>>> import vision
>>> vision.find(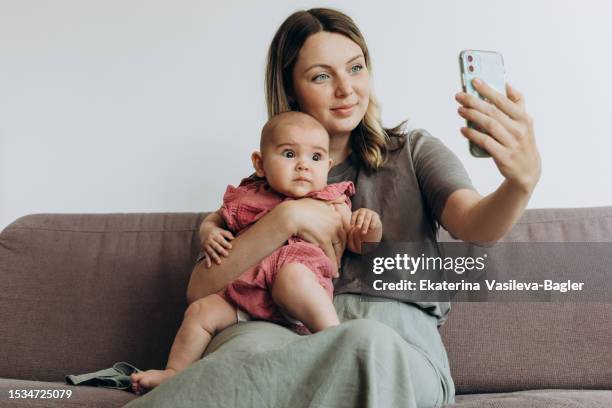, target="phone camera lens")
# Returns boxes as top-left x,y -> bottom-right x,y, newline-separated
467,55 -> 473,62
468,65 -> 474,72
